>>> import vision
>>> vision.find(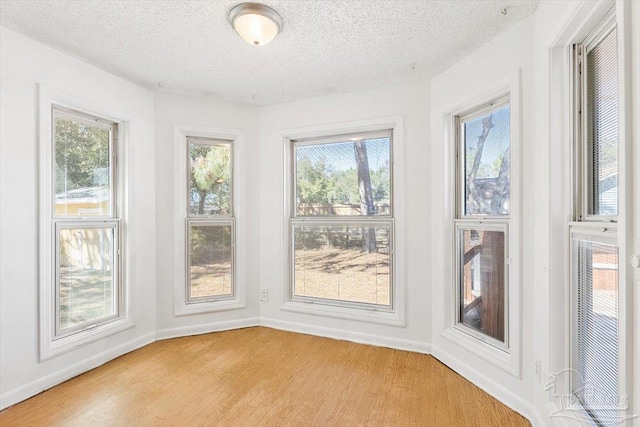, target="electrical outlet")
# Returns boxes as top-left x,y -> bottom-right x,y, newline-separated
260,289 -> 268,302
